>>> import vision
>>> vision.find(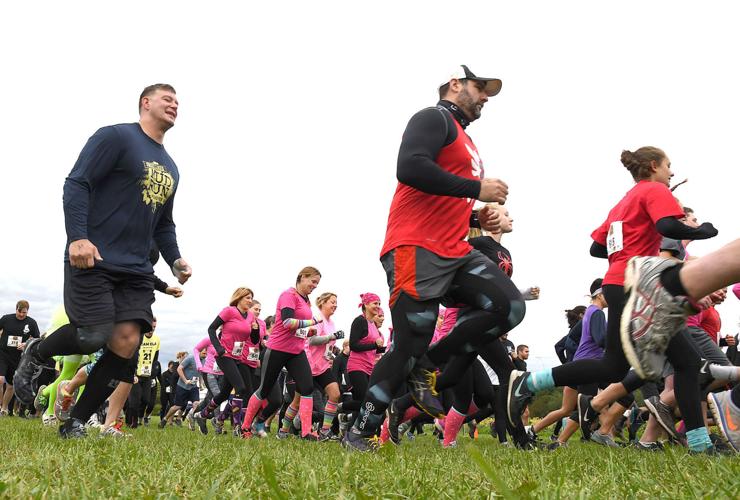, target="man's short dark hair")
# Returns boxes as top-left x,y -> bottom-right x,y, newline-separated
516,344 -> 528,353
139,83 -> 176,112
